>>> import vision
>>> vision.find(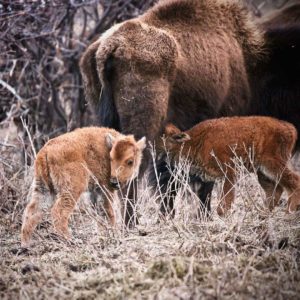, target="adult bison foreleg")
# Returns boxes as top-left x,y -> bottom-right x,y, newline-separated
117,81 -> 170,226
81,21 -> 179,227
154,159 -> 177,218
121,178 -> 138,227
